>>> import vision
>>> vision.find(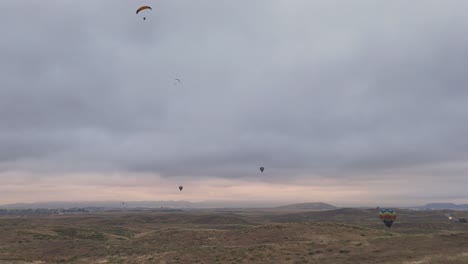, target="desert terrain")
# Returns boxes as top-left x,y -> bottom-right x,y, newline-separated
0,207 -> 467,264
